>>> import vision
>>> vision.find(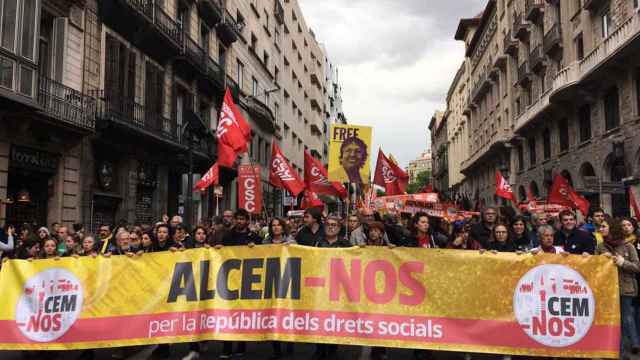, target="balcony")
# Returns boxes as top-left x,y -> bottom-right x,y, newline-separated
217,9 -> 243,47
525,0 -> 544,22
98,0 -> 182,61
310,122 -> 322,136
198,0 -> 223,28
583,0 -> 606,11
513,13 -> 531,40
513,12 -> 640,133
310,149 -> 322,159
245,95 -> 276,133
503,31 -> 518,56
517,61 -> 531,84
274,0 -> 285,25
38,76 -> 95,131
92,90 -> 181,145
529,45 -> 546,72
471,73 -> 492,102
543,24 -> 562,55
